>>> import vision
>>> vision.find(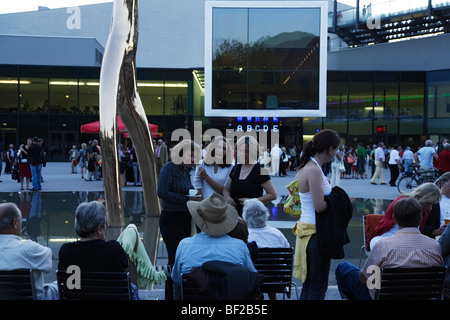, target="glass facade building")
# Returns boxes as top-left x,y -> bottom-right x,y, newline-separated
1,64 -> 449,160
